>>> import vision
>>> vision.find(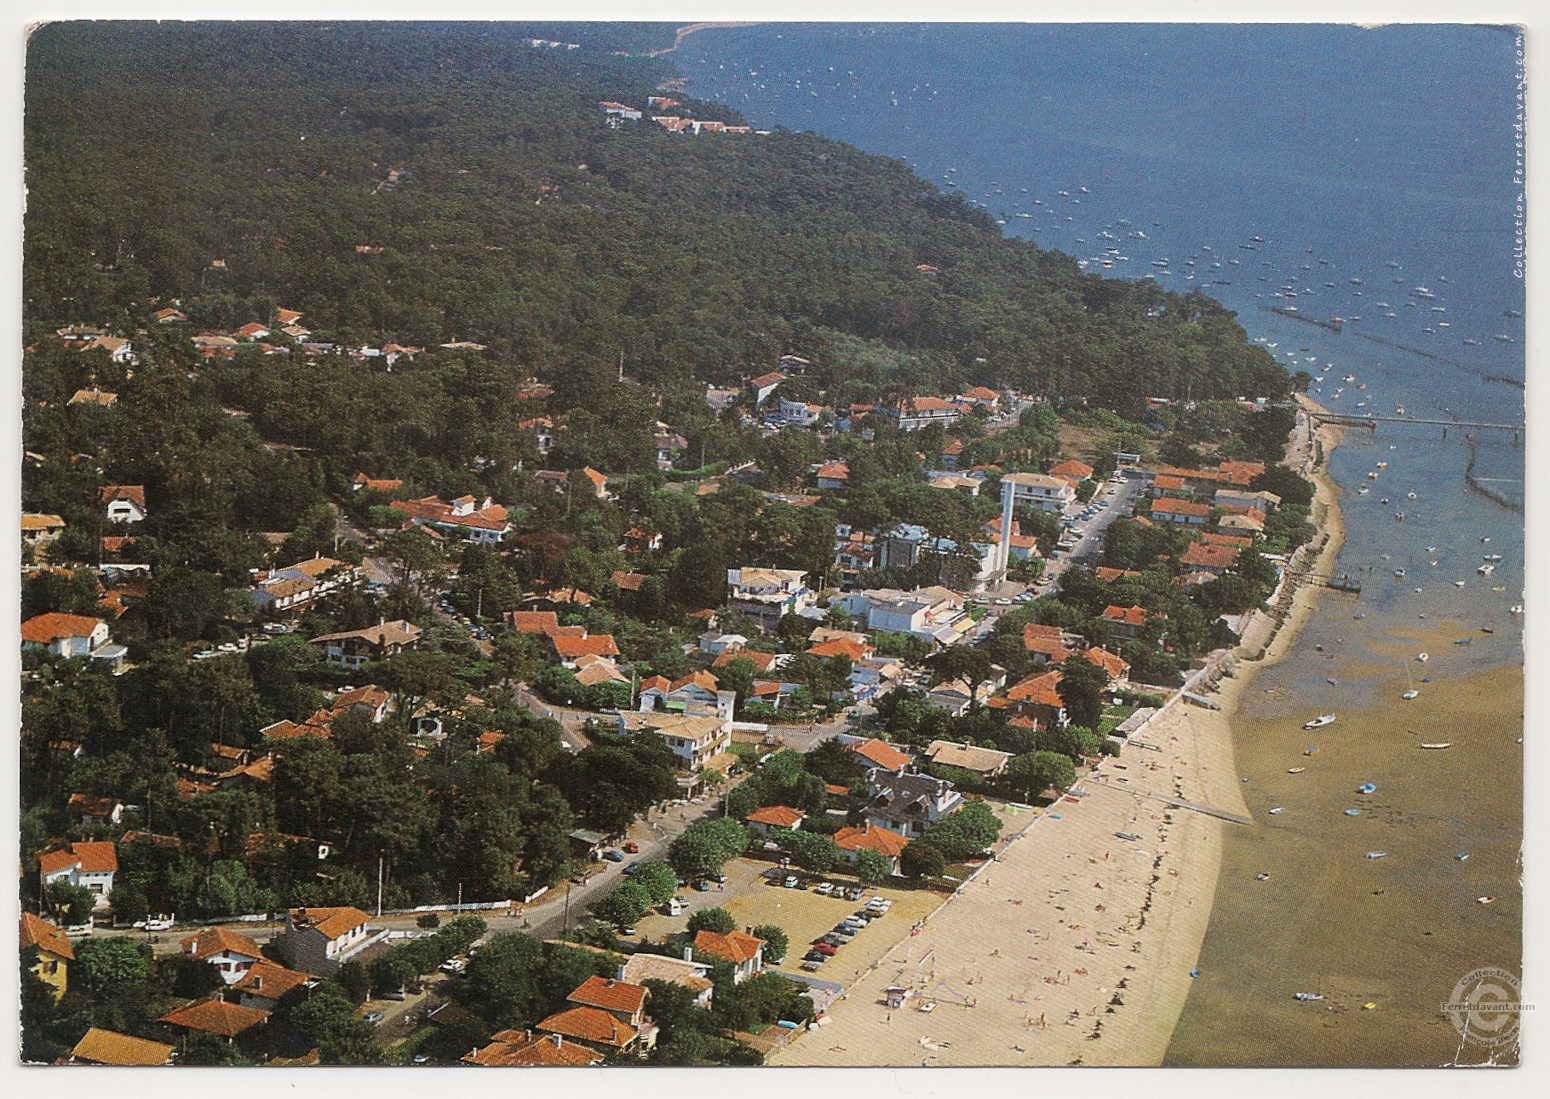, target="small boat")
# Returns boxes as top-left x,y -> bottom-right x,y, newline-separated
1304,714 -> 1336,729
1114,832 -> 1140,842
1304,746 -> 1320,756
1287,767 -> 1306,774
1268,807 -> 1286,815
1483,554 -> 1503,562
1256,872 -> 1270,881
1454,580 -> 1466,587
1477,896 -> 1496,904
1403,690 -> 1419,700
1454,637 -> 1472,646
1407,492 -> 1417,500
1478,563 -> 1495,576
1393,569 -> 1405,578
1419,742 -> 1452,750
1294,992 -> 1324,1001
1367,471 -> 1380,481
1456,853 -> 1470,861
1376,461 -> 1388,469
1344,809 -> 1362,816
1417,653 -> 1429,662
1481,536 -> 1492,543
1357,783 -> 1376,794
1366,851 -> 1387,860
